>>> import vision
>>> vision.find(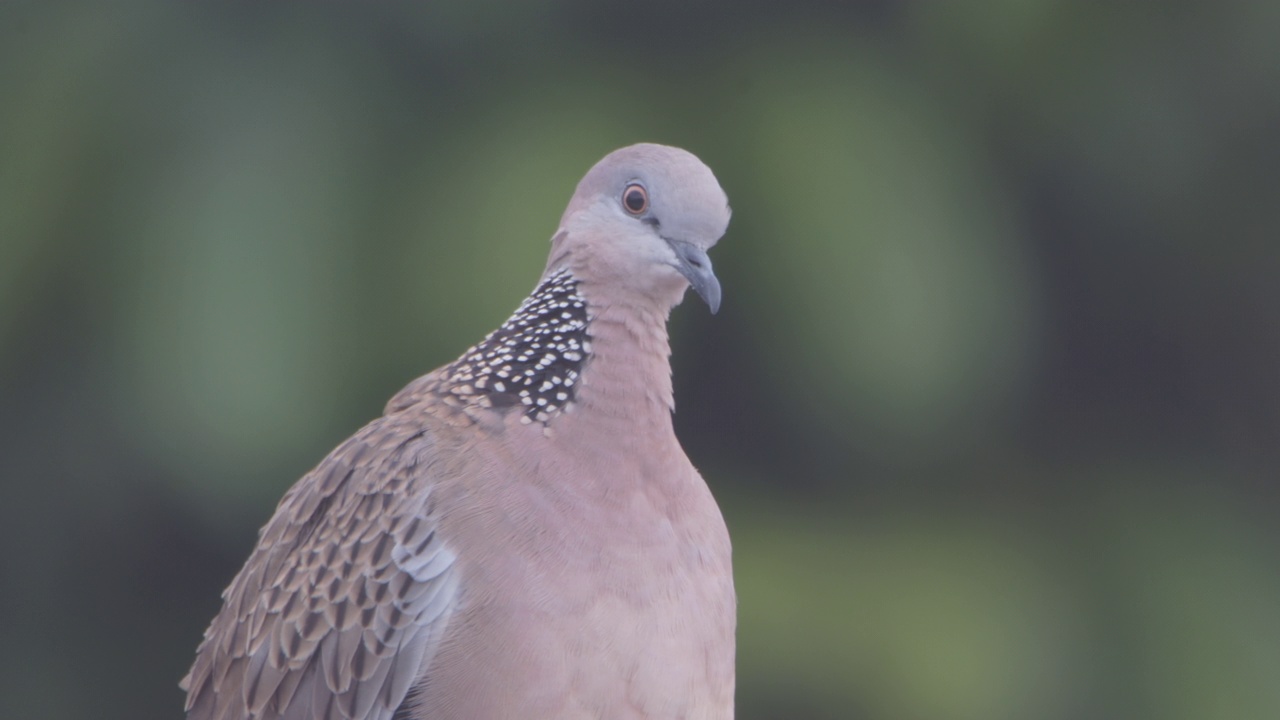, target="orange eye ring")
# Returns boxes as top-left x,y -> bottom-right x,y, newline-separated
622,183 -> 648,215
